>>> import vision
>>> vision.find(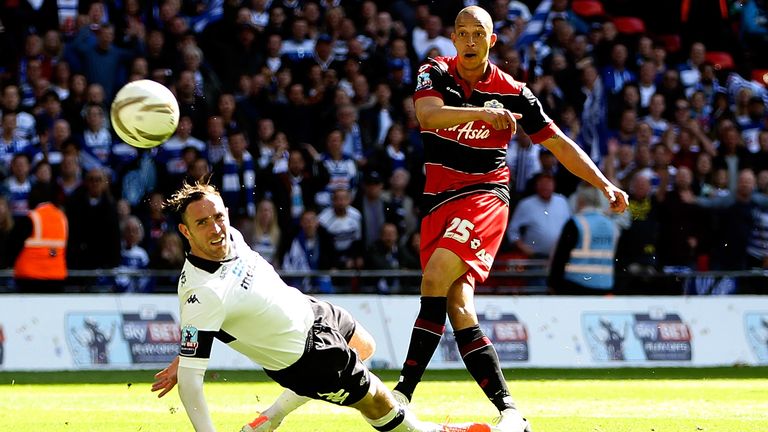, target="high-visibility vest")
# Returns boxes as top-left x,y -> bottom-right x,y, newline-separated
564,211 -> 618,290
14,202 -> 68,280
